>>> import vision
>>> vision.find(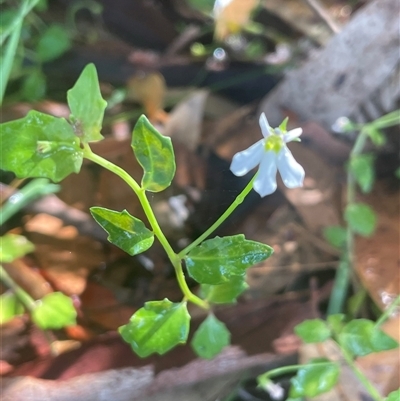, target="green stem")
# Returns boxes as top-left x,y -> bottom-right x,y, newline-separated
257,361 -> 334,385
375,294 -> 400,328
179,175 -> 257,257
83,145 -> 208,309
0,0 -> 40,45
339,344 -> 384,401
0,266 -> 59,354
369,110 -> 400,130
259,355 -> 383,401
0,264 -> 36,312
0,179 -> 60,225
327,257 -> 351,315
0,20 -> 22,105
328,129 -> 369,315
0,0 -> 43,104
